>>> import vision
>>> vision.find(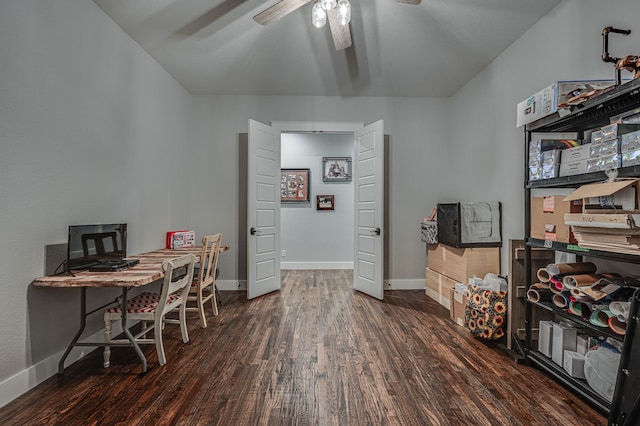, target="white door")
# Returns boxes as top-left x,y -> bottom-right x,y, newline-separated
353,120 -> 384,299
247,119 -> 281,299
